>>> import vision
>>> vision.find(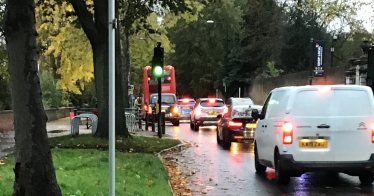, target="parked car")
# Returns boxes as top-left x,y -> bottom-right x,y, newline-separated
146,93 -> 180,126
190,98 -> 226,130
178,98 -> 196,120
253,85 -> 374,185
216,98 -> 260,148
